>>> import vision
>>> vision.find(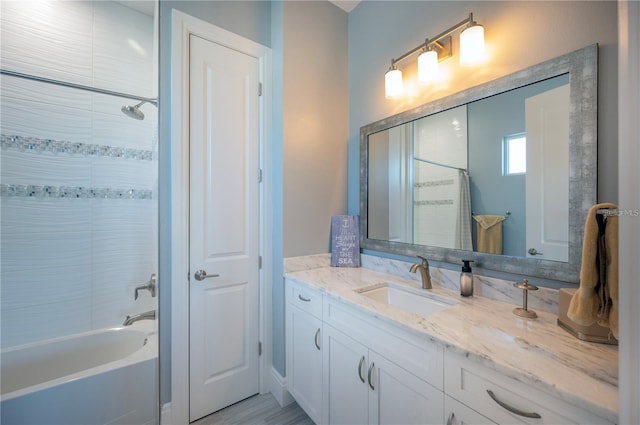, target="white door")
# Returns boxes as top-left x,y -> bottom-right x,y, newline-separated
525,84 -> 570,262
188,33 -> 260,422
